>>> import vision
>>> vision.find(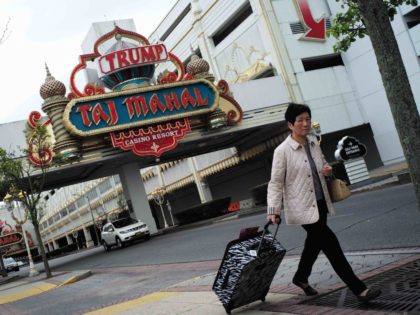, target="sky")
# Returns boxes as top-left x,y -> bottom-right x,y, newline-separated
0,0 -> 177,124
